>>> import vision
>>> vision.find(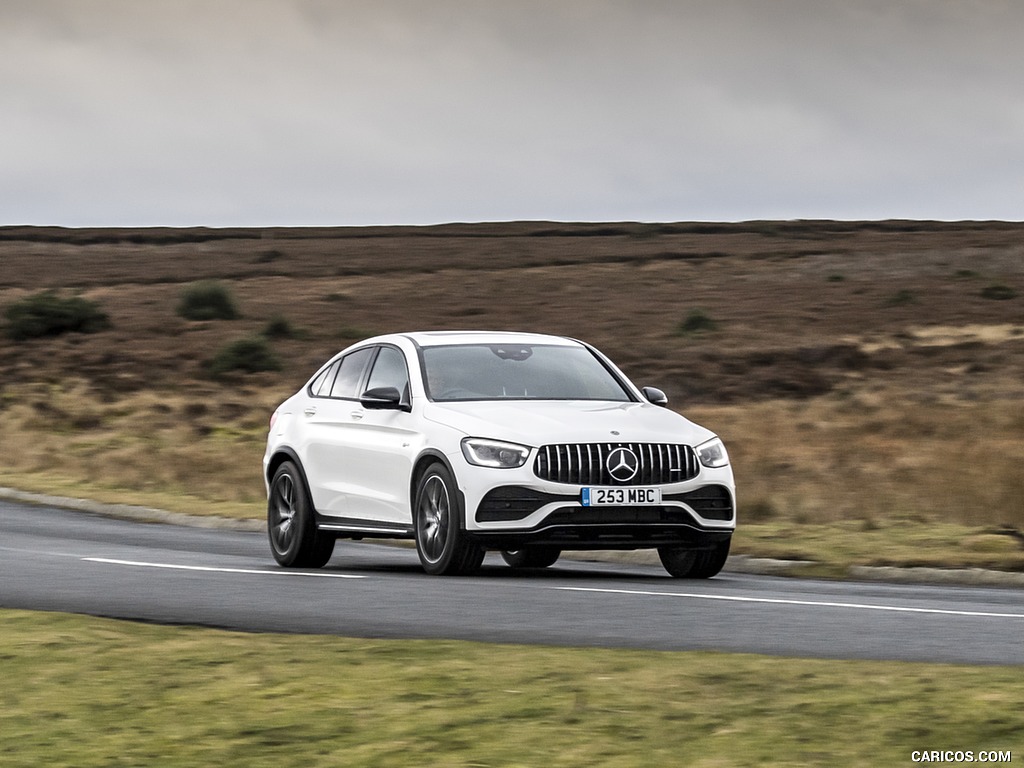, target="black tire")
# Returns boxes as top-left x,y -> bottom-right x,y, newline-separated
500,547 -> 561,569
658,547 -> 697,578
414,462 -> 485,576
267,461 -> 335,568
659,538 -> 730,579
